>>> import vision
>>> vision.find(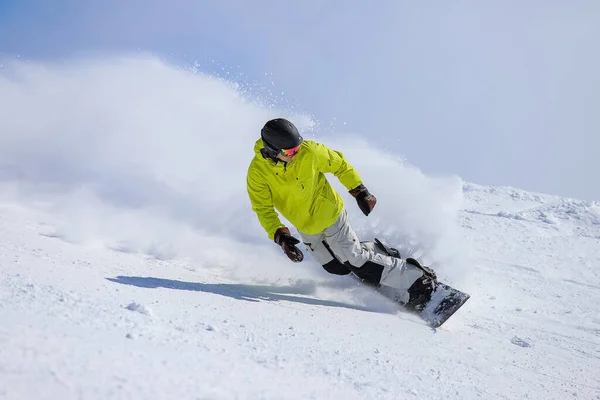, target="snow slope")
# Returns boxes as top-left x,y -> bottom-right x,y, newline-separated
1,55 -> 599,399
